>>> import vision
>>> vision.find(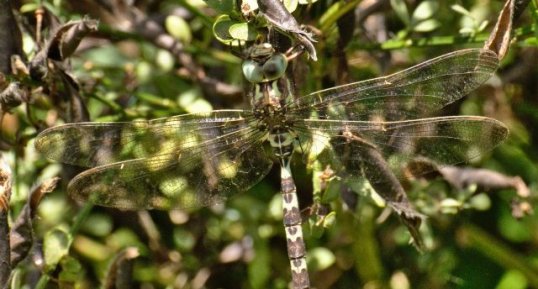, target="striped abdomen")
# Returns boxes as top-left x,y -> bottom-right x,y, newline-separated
281,159 -> 309,289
